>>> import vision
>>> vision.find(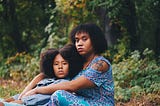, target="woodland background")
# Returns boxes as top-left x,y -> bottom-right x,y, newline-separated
0,0 -> 160,105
